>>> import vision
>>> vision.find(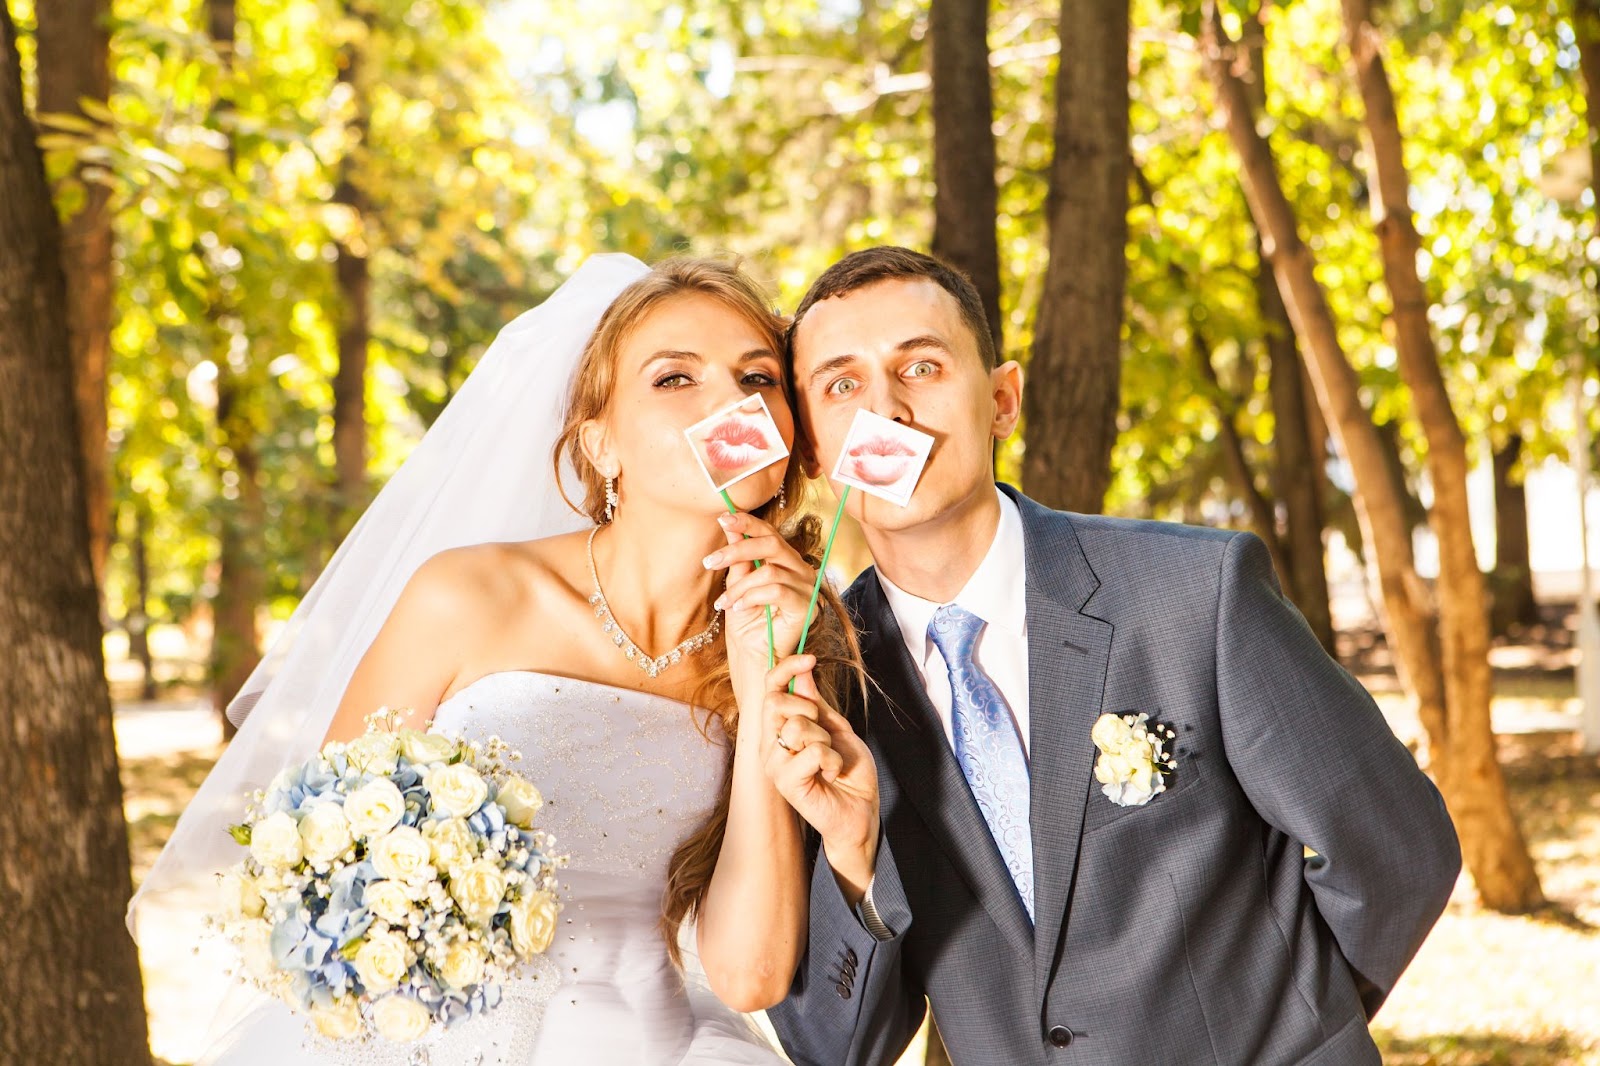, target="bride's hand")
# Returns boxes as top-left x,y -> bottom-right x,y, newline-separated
705,511 -> 817,671
761,654 -> 880,899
